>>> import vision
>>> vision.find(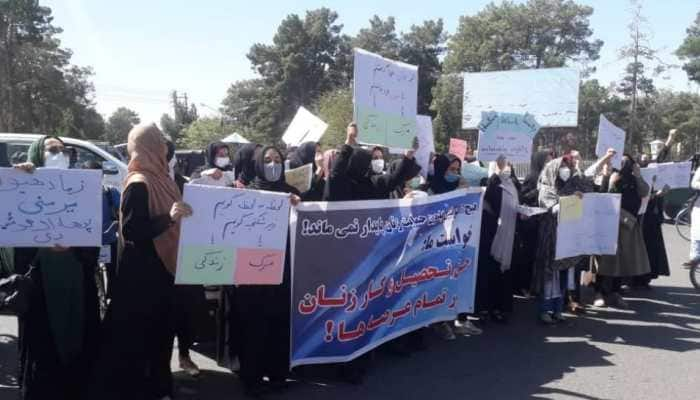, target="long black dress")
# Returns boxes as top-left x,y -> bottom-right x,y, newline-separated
92,182 -> 176,400
17,247 -> 100,400
640,147 -> 671,284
